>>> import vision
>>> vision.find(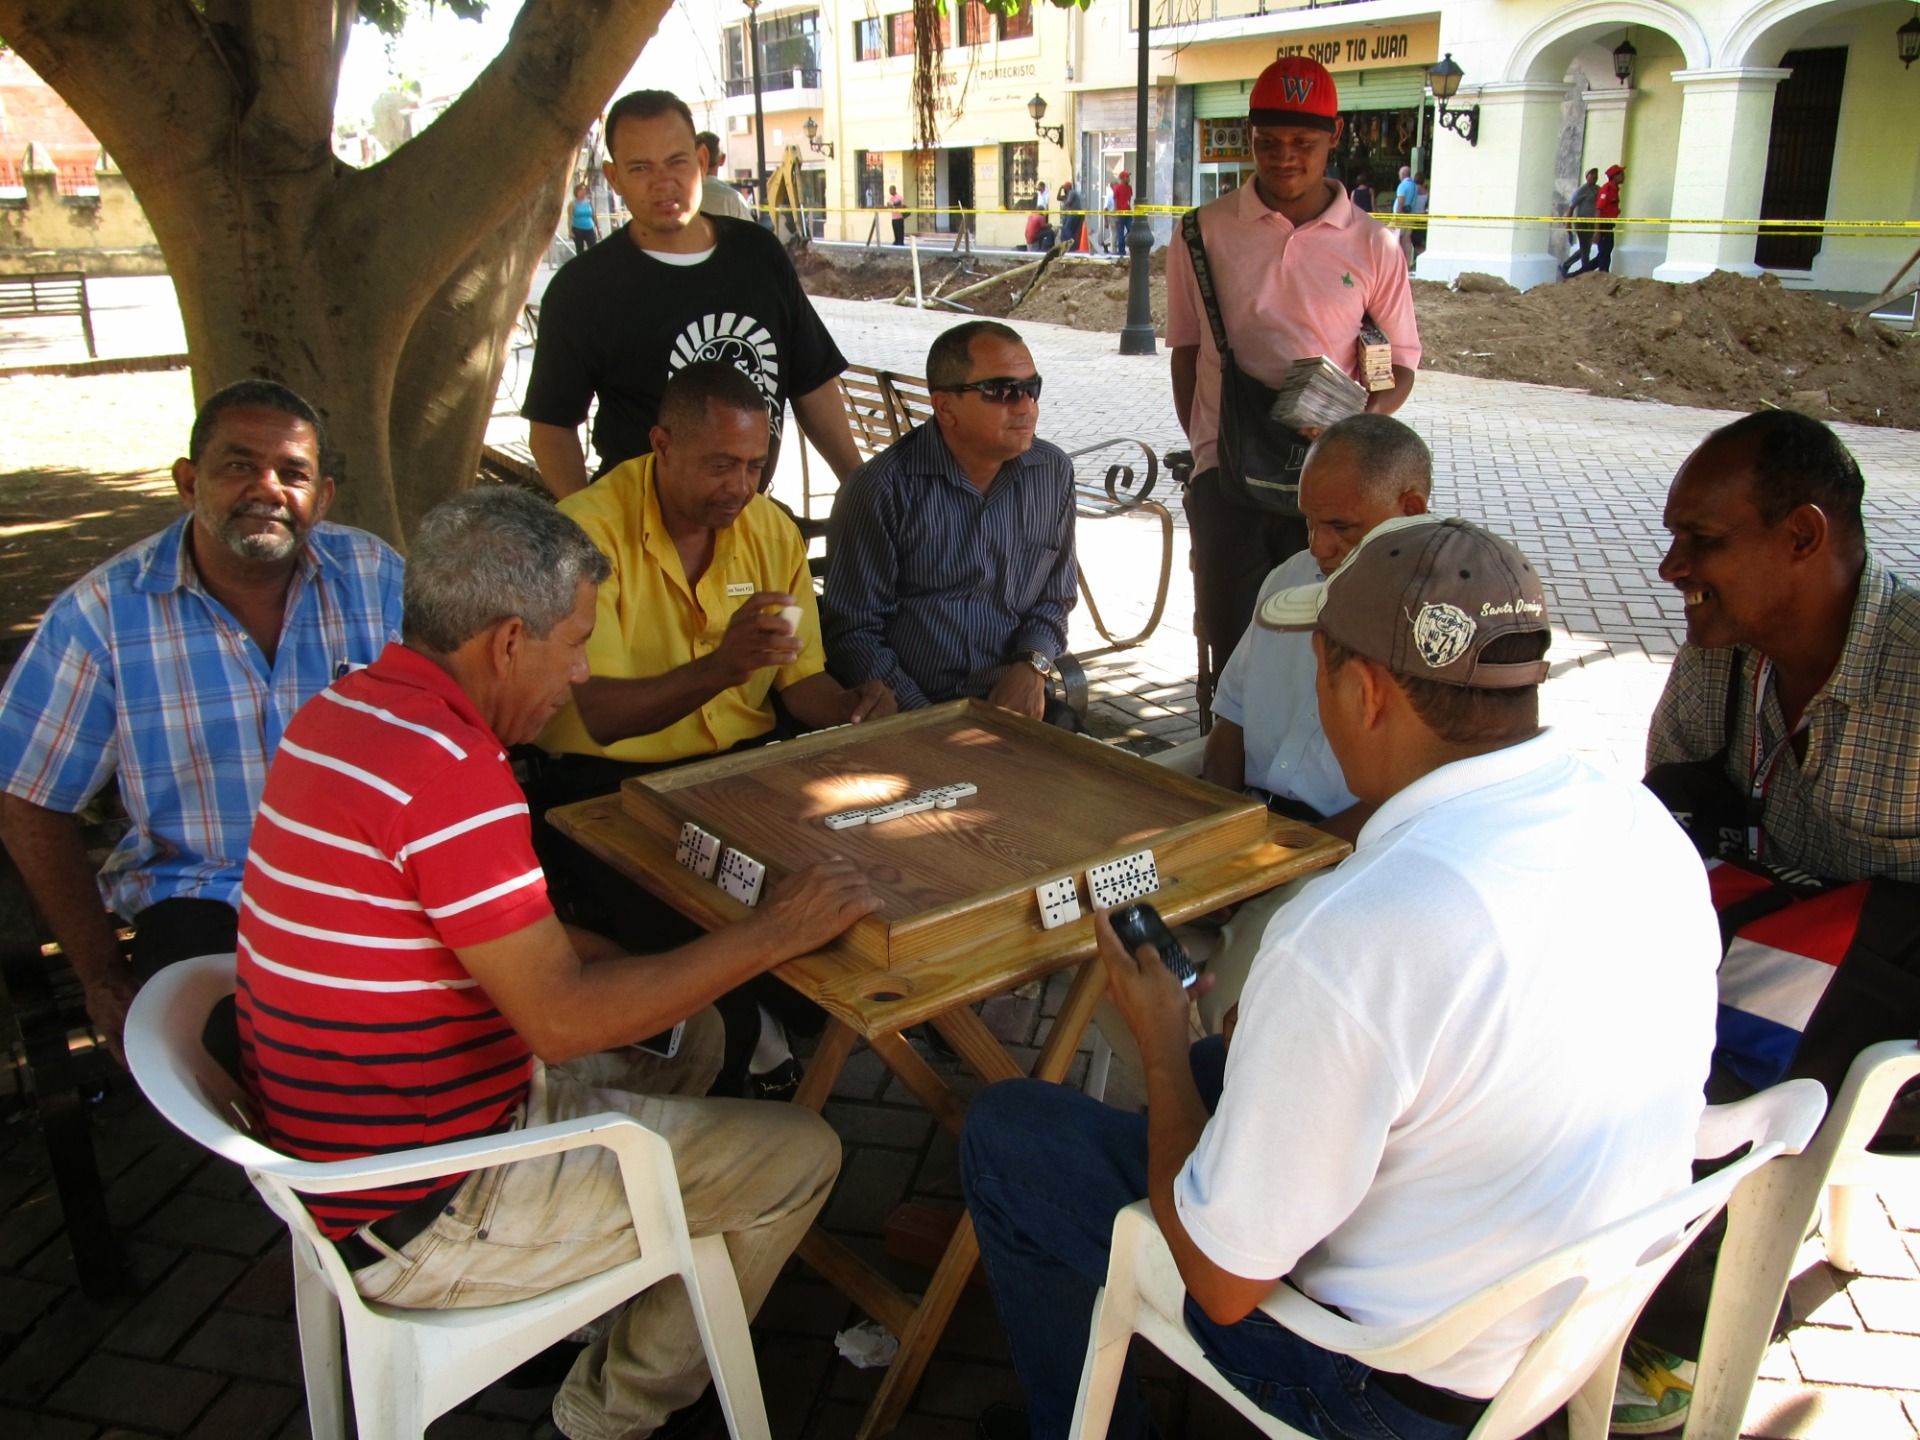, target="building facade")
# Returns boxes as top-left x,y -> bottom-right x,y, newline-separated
708,0 -> 1917,296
